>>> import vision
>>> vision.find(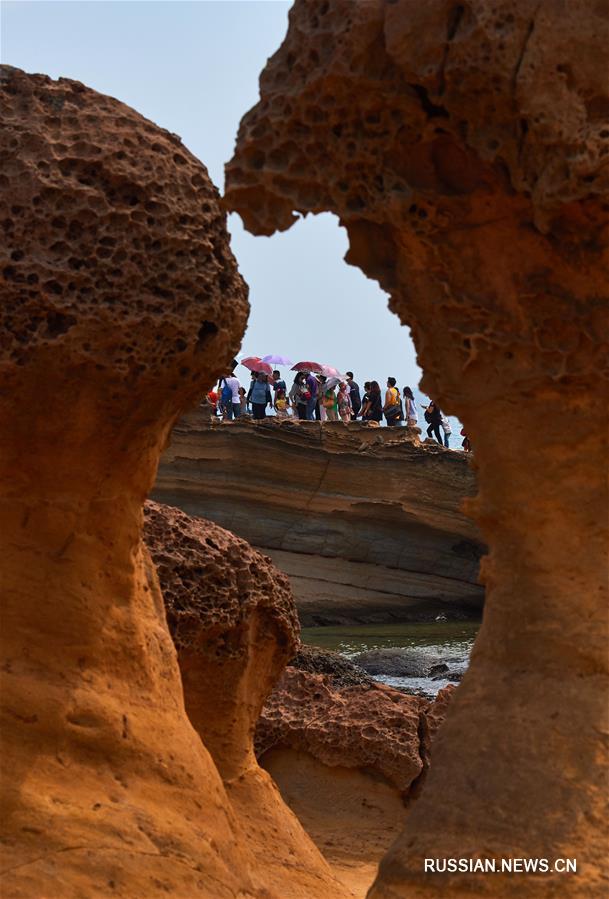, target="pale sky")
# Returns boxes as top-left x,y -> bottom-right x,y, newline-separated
2,1 -> 460,430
